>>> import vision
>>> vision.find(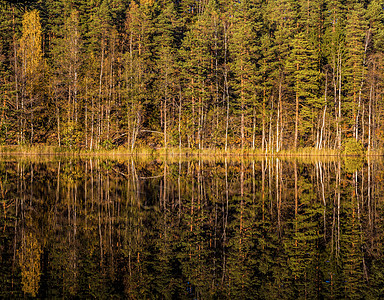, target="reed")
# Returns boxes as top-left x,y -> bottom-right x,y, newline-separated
0,144 -> 382,159
273,147 -> 340,157
0,145 -> 60,155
